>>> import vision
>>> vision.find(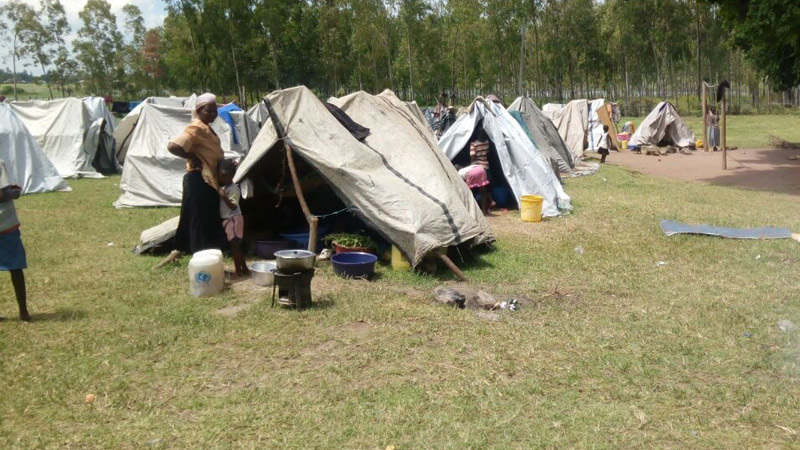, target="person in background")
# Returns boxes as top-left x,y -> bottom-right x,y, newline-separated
0,159 -> 30,321
598,125 -> 611,163
708,106 -> 720,151
217,159 -> 248,277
